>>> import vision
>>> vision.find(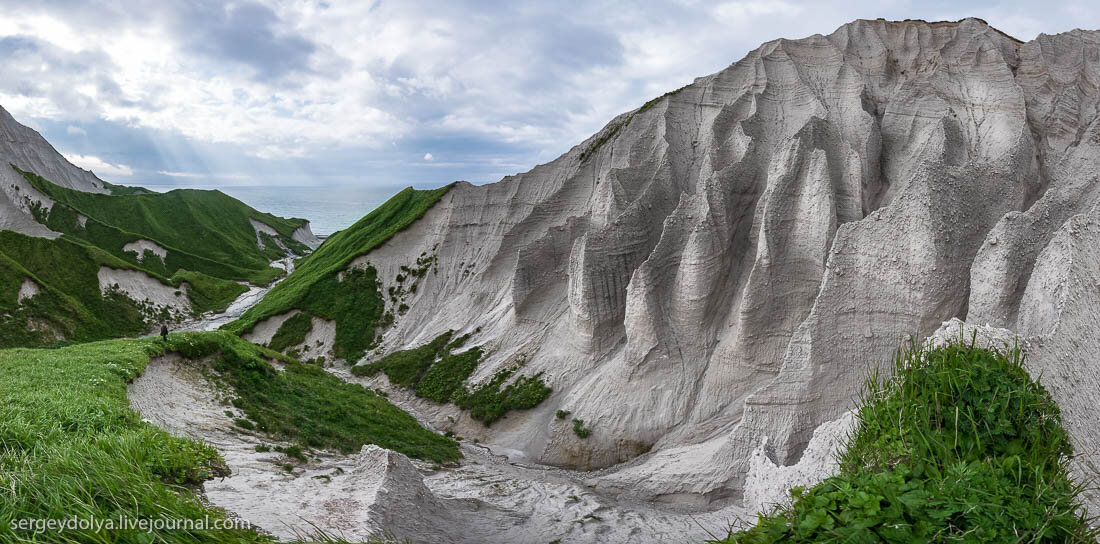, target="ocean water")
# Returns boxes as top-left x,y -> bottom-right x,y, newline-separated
150,184 -> 418,236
